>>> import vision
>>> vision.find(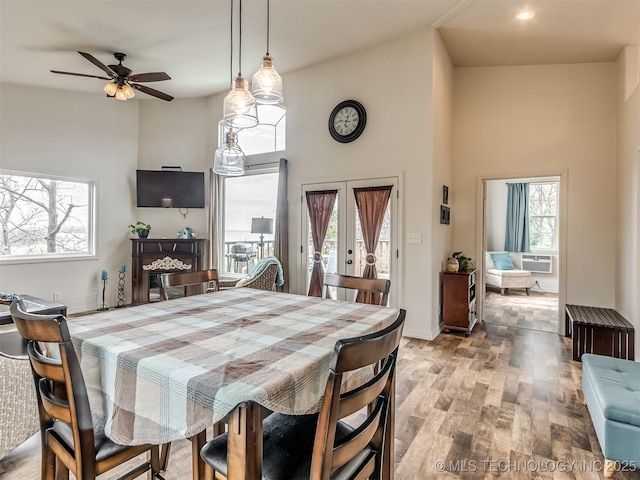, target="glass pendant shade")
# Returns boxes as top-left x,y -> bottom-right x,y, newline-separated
103,82 -> 118,96
223,76 -> 258,129
115,88 -> 128,101
213,130 -> 246,176
122,84 -> 135,99
252,55 -> 283,104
